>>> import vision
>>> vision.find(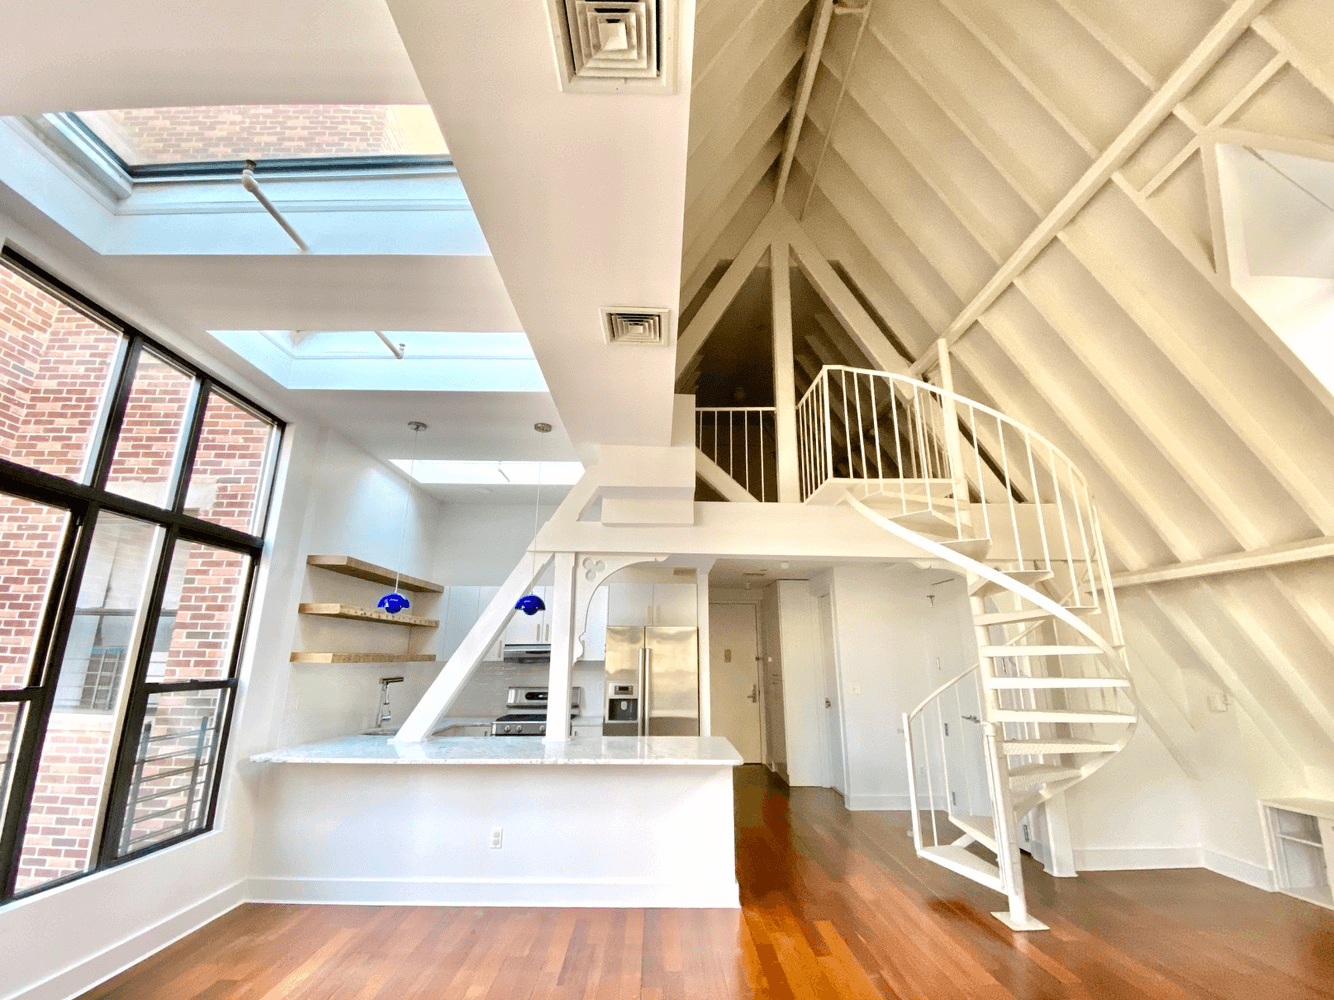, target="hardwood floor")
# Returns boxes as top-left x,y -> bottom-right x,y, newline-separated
82,766 -> 1334,999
